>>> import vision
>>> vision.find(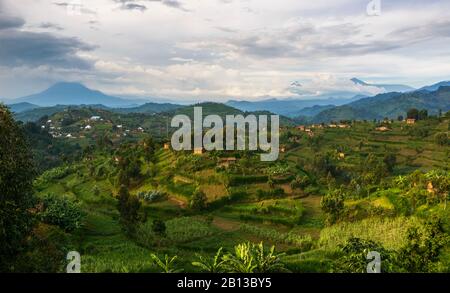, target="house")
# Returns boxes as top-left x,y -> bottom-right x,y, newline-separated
305,128 -> 312,132
90,116 -> 101,121
85,125 -> 92,130
280,146 -> 286,153
193,147 -> 204,155
338,152 -> 345,159
329,124 -> 337,128
218,157 -> 237,167
137,127 -> 144,132
296,125 -> 305,131
66,133 -> 73,138
163,143 -> 171,150
338,124 -> 350,128
376,126 -> 390,132
406,118 -> 416,125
